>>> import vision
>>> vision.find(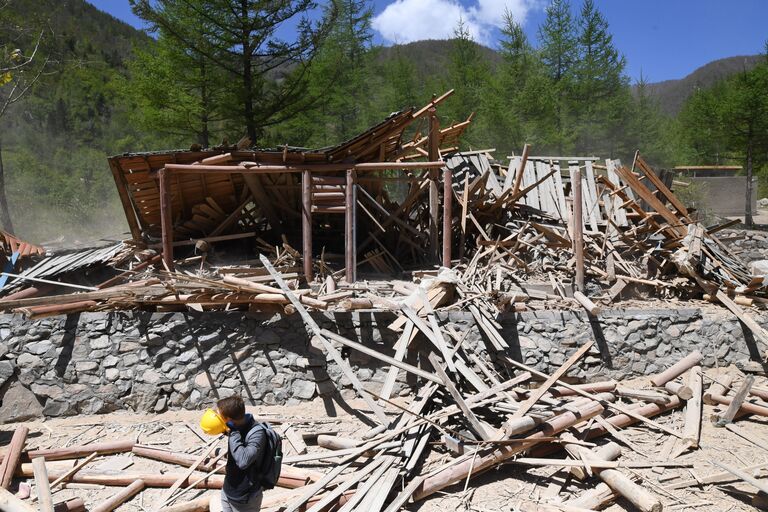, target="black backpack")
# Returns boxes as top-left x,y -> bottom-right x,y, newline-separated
251,422 -> 282,490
